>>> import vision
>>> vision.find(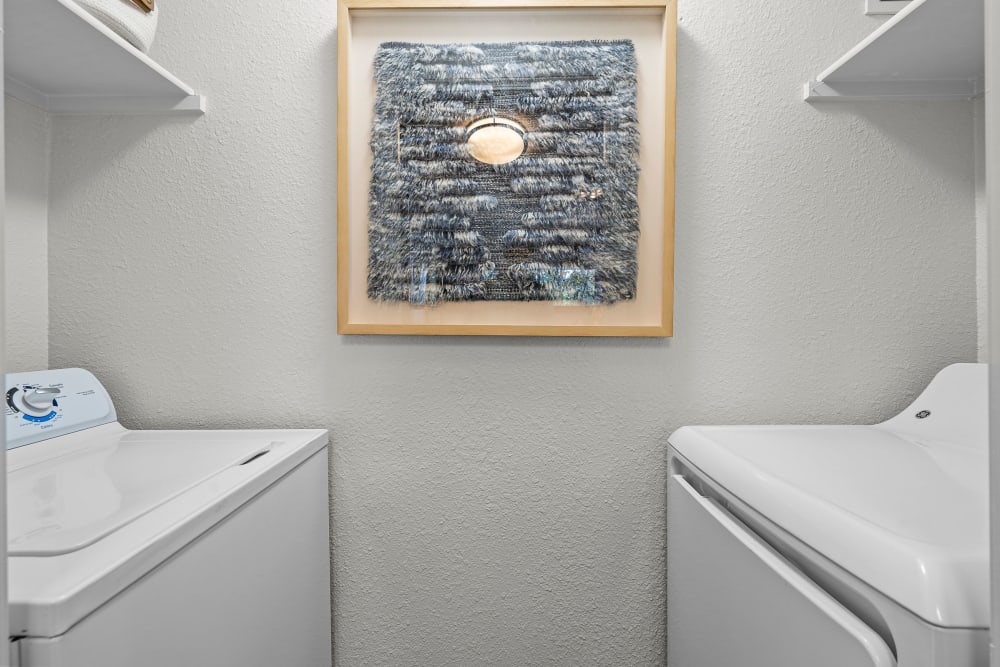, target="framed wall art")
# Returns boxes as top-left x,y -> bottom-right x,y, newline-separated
337,0 -> 676,336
